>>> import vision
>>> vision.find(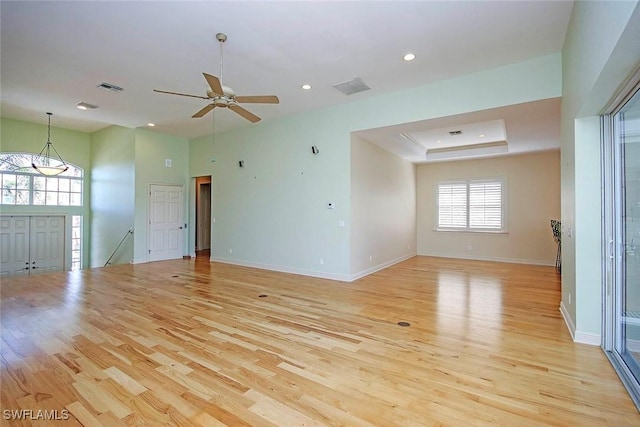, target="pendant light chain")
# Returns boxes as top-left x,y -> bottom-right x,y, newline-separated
45,112 -> 52,159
